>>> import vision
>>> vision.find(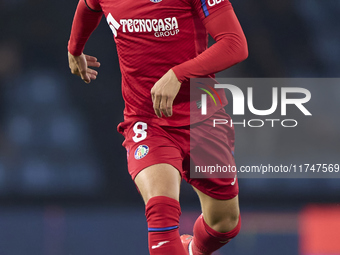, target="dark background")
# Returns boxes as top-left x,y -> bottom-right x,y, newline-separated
0,0 -> 339,254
